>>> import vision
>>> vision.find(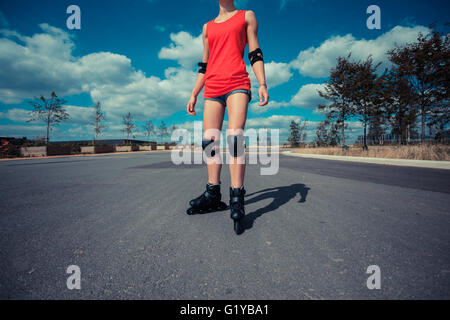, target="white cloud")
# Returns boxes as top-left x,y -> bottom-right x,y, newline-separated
249,100 -> 289,114
290,25 -> 430,78
0,24 -> 133,103
158,31 -> 203,69
64,105 -> 95,124
0,105 -> 96,123
0,24 -> 202,121
289,83 -> 328,108
0,108 -> 30,122
89,67 -> 197,120
248,61 -> 292,89
250,83 -> 328,114
246,114 -> 303,129
0,124 -> 46,138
